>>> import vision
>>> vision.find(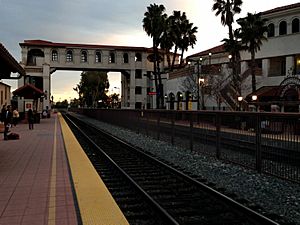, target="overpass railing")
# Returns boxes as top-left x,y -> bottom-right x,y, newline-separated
71,108 -> 300,183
